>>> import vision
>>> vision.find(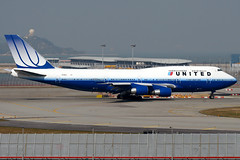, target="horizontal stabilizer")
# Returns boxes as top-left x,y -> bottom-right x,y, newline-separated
14,69 -> 46,77
4,69 -> 12,72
